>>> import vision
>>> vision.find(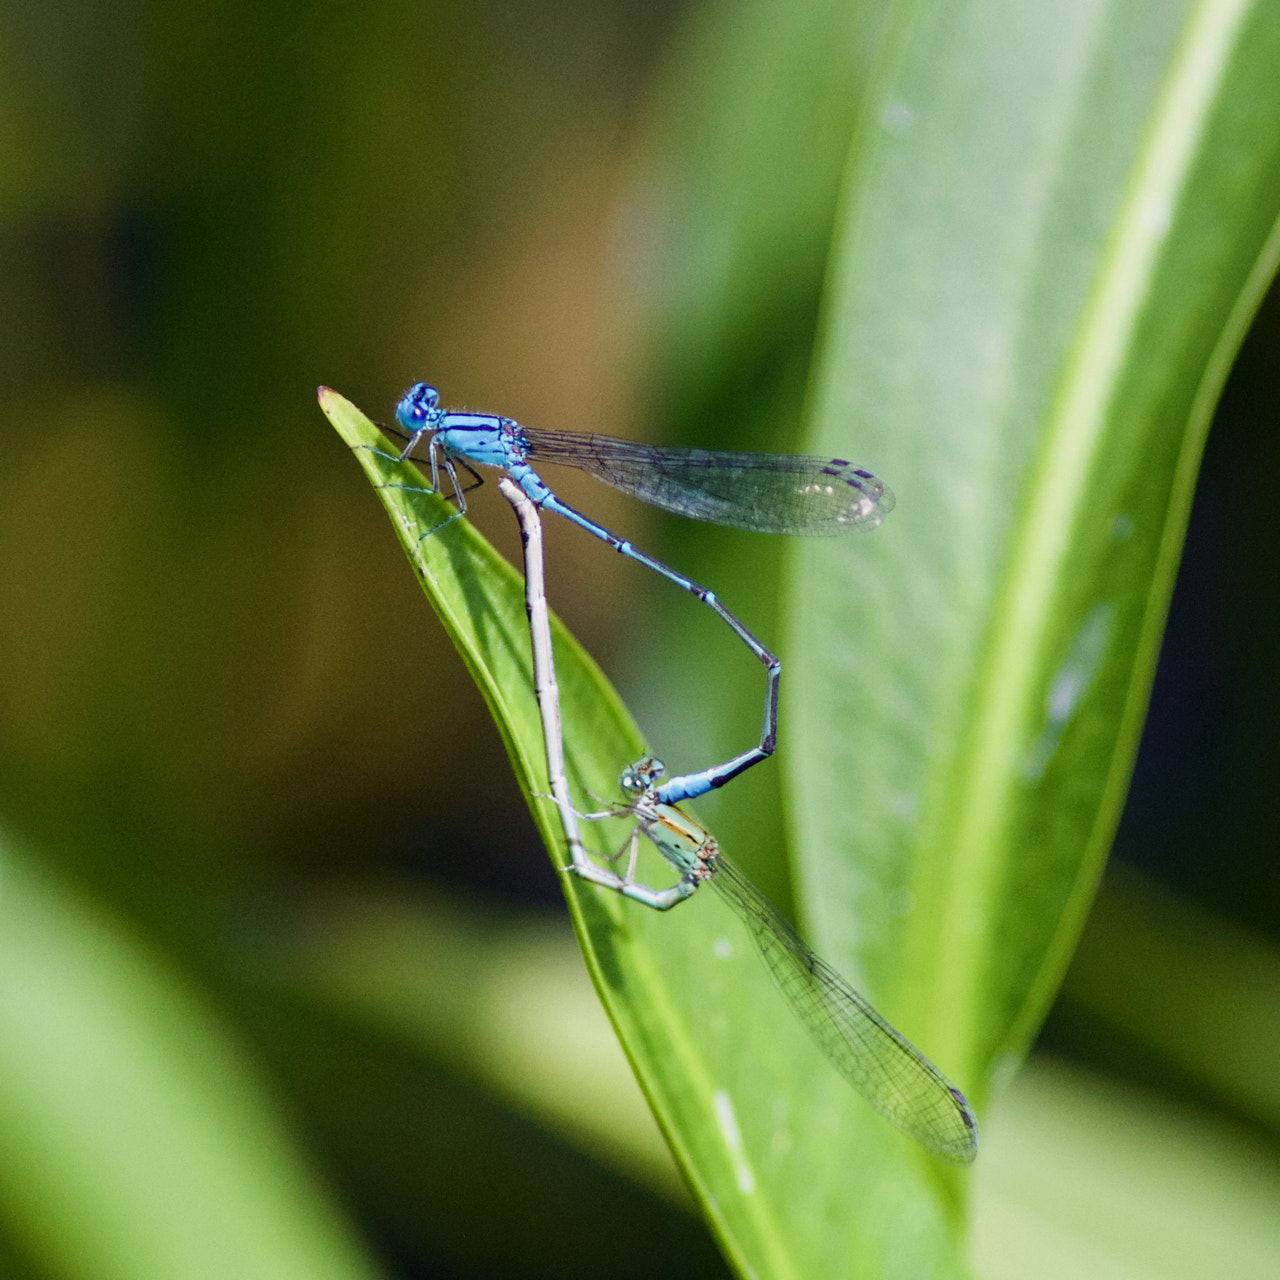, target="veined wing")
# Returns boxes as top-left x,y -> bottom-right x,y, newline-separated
708,856 -> 978,1164
519,427 -> 894,534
